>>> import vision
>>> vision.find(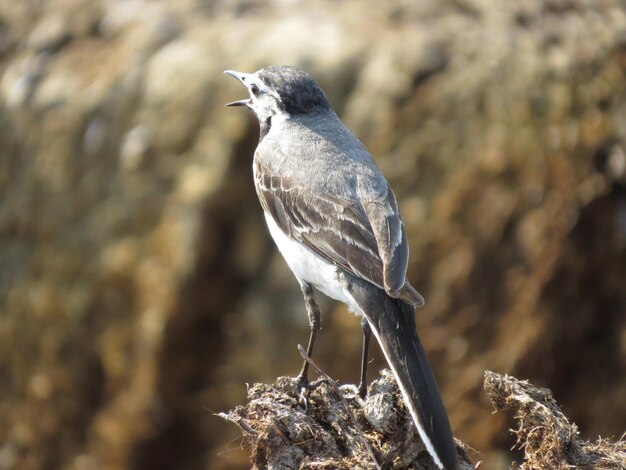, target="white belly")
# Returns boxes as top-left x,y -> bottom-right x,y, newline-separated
264,212 -> 364,316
